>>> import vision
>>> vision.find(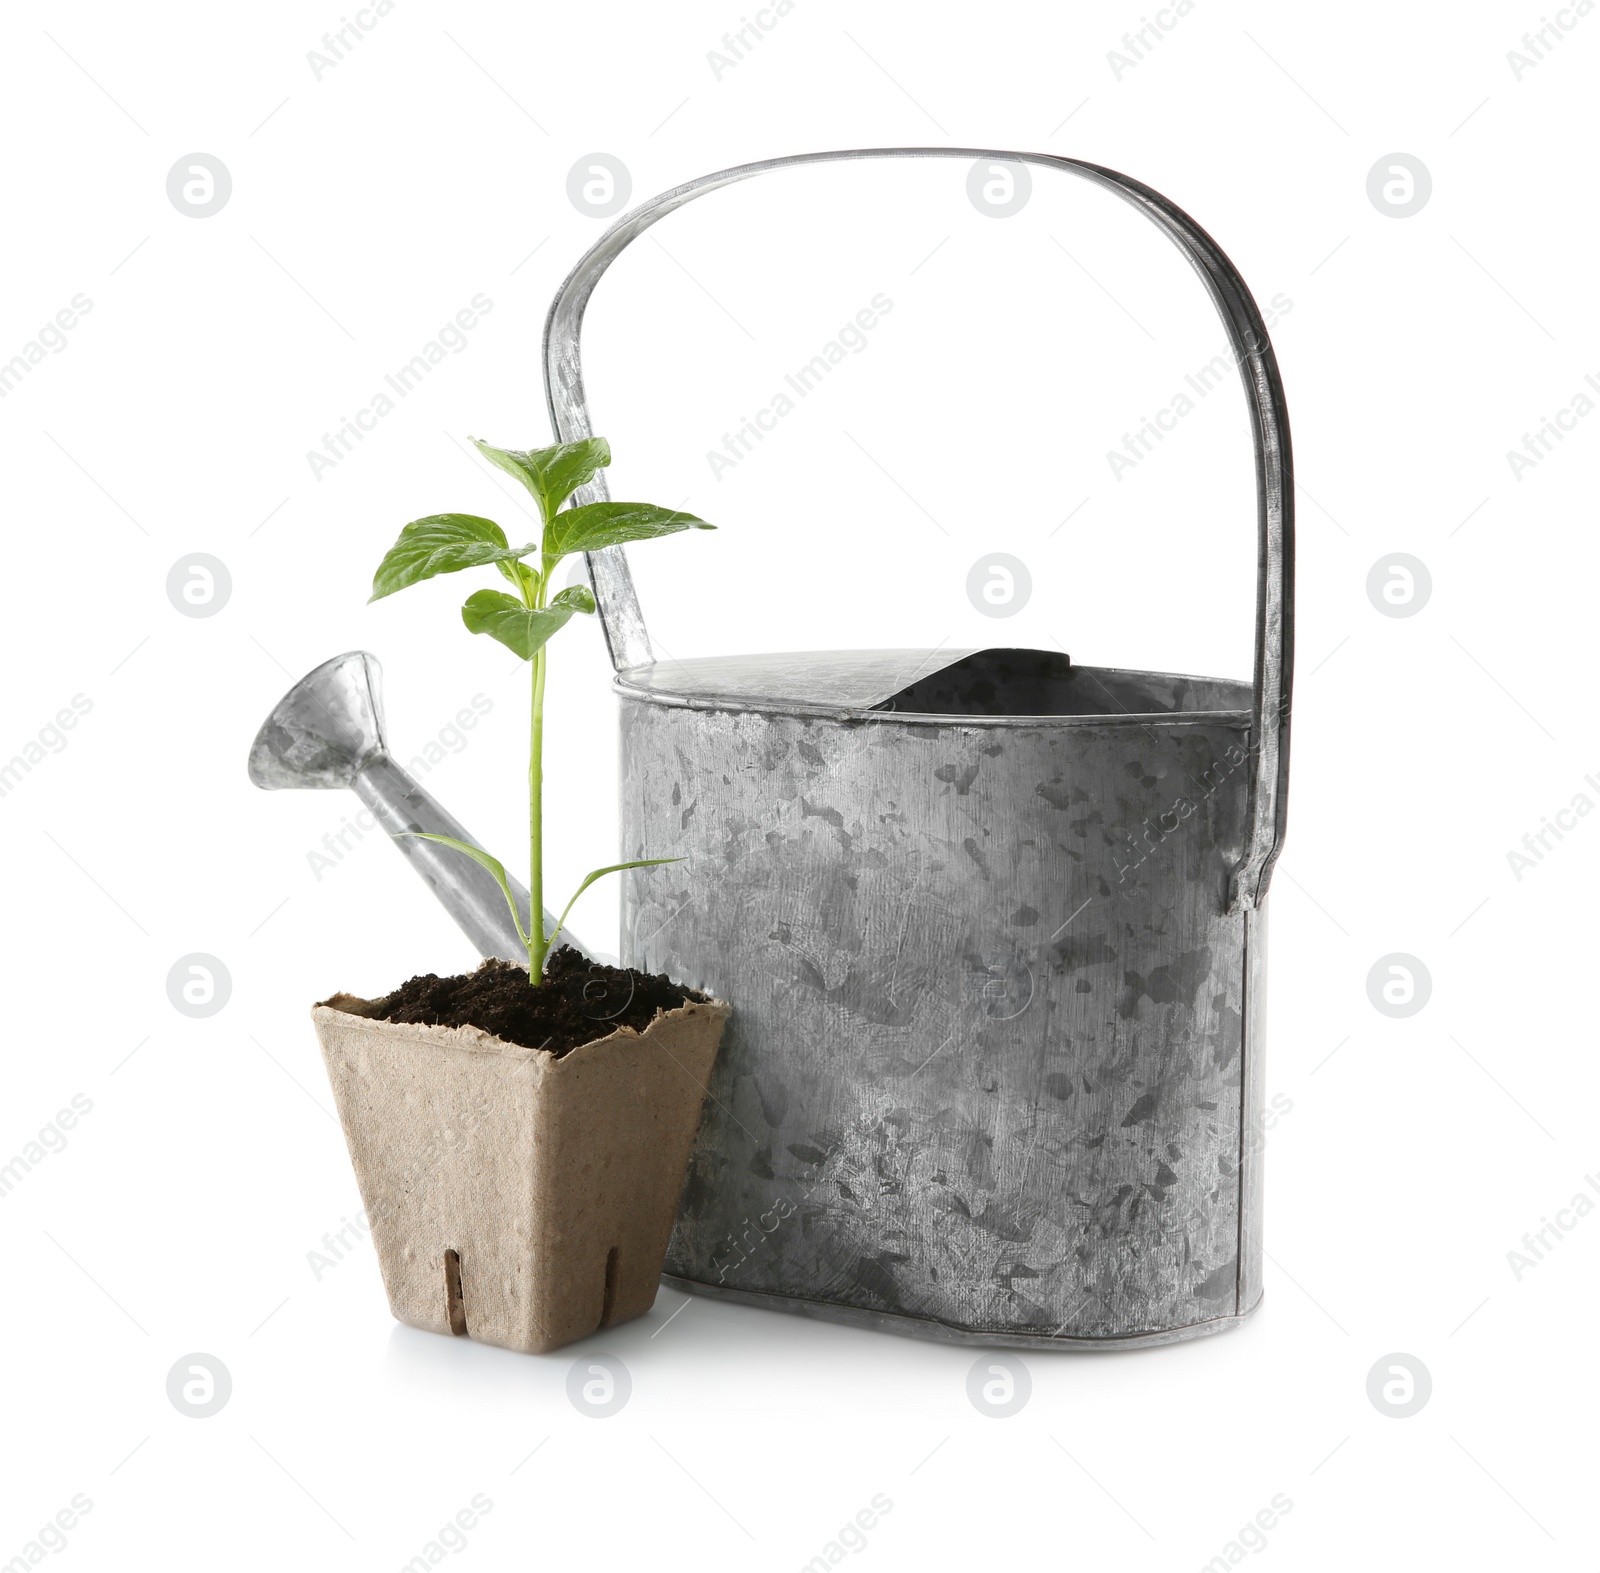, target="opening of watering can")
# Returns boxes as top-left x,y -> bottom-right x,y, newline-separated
609,644 -> 1252,722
